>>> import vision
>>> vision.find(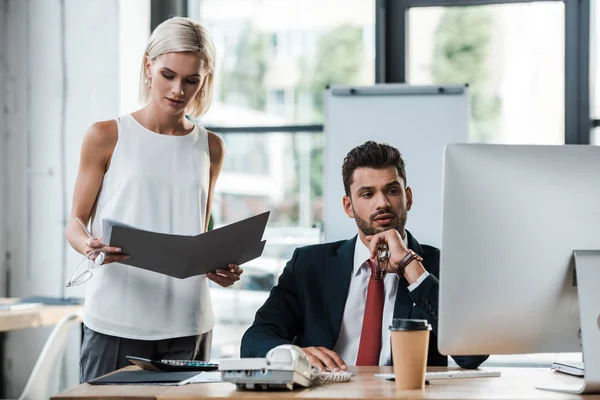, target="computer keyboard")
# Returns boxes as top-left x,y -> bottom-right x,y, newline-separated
425,370 -> 501,380
375,370 -> 501,381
